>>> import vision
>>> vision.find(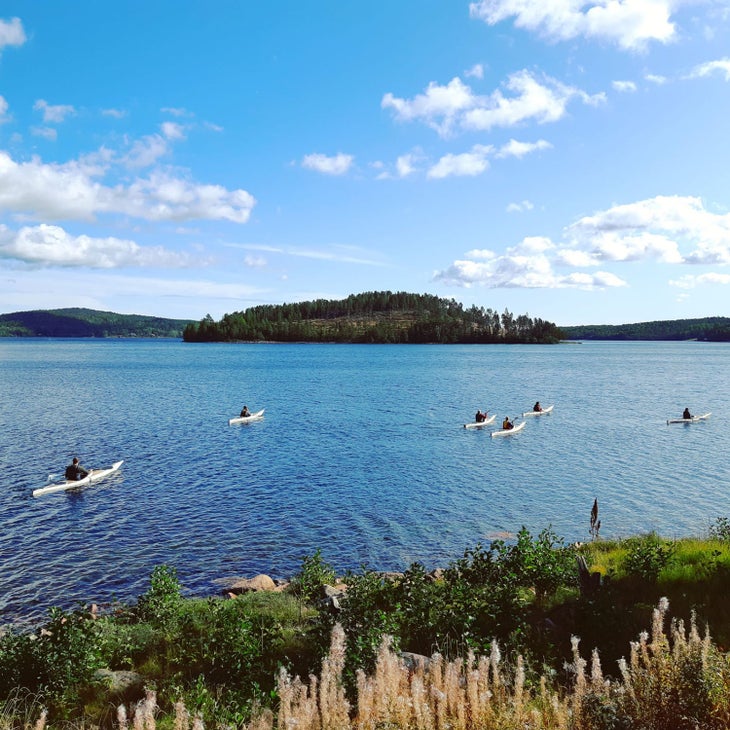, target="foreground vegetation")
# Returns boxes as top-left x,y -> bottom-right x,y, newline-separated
183,291 -> 563,344
0,309 -> 193,338
4,520 -> 730,728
